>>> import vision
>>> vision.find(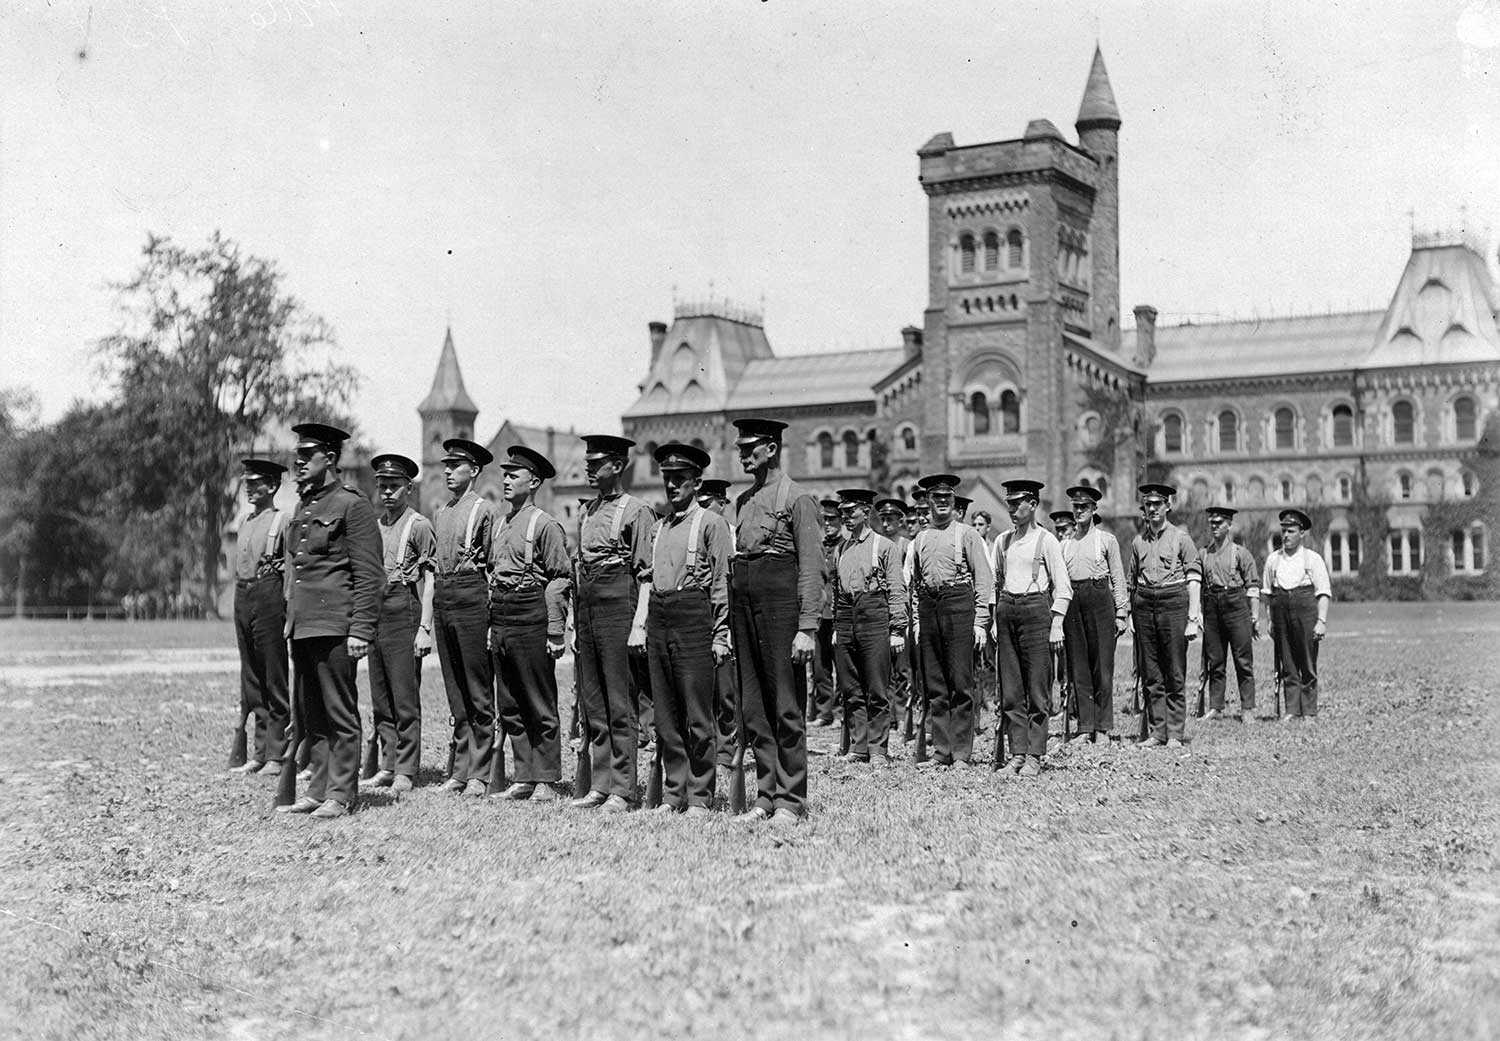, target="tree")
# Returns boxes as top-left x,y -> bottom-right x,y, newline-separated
97,232 -> 358,615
